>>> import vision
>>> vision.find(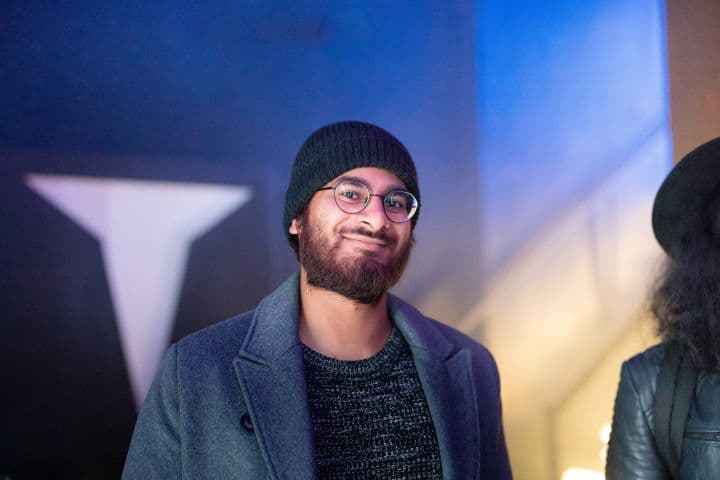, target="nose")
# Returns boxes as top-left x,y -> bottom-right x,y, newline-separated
357,194 -> 389,230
